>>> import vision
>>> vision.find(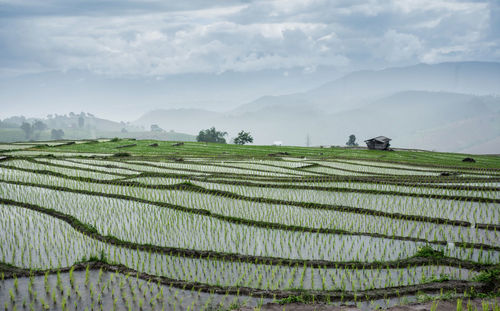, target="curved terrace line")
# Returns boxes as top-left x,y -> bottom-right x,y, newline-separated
108,157 -> 500,183
160,176 -> 500,203
0,260 -> 491,303
121,159 -> 309,177
1,165 -> 499,233
191,174 -> 500,192
326,159 -> 495,176
32,140 -> 500,172
27,158 -> 136,178
328,156 -> 500,173
12,156 -> 500,188
15,157 -> 500,202
2,178 -> 500,252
